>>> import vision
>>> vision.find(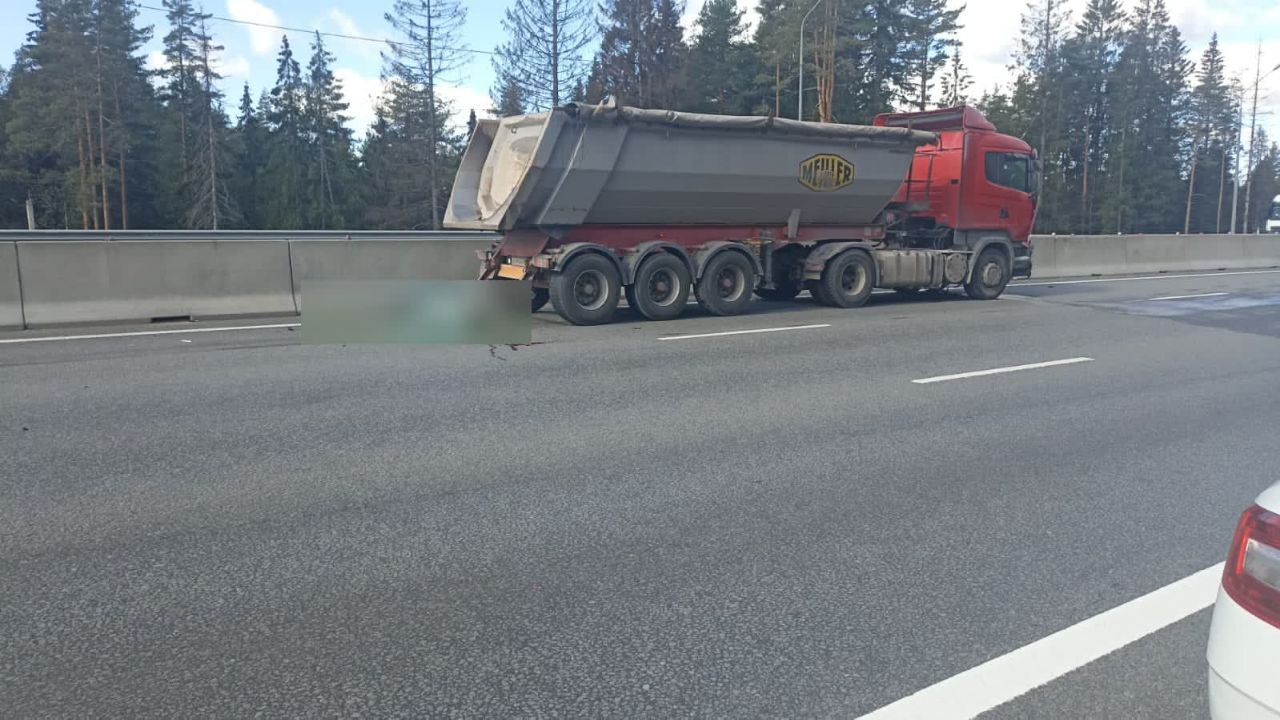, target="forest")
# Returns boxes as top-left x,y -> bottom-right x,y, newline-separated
0,0 -> 1277,234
